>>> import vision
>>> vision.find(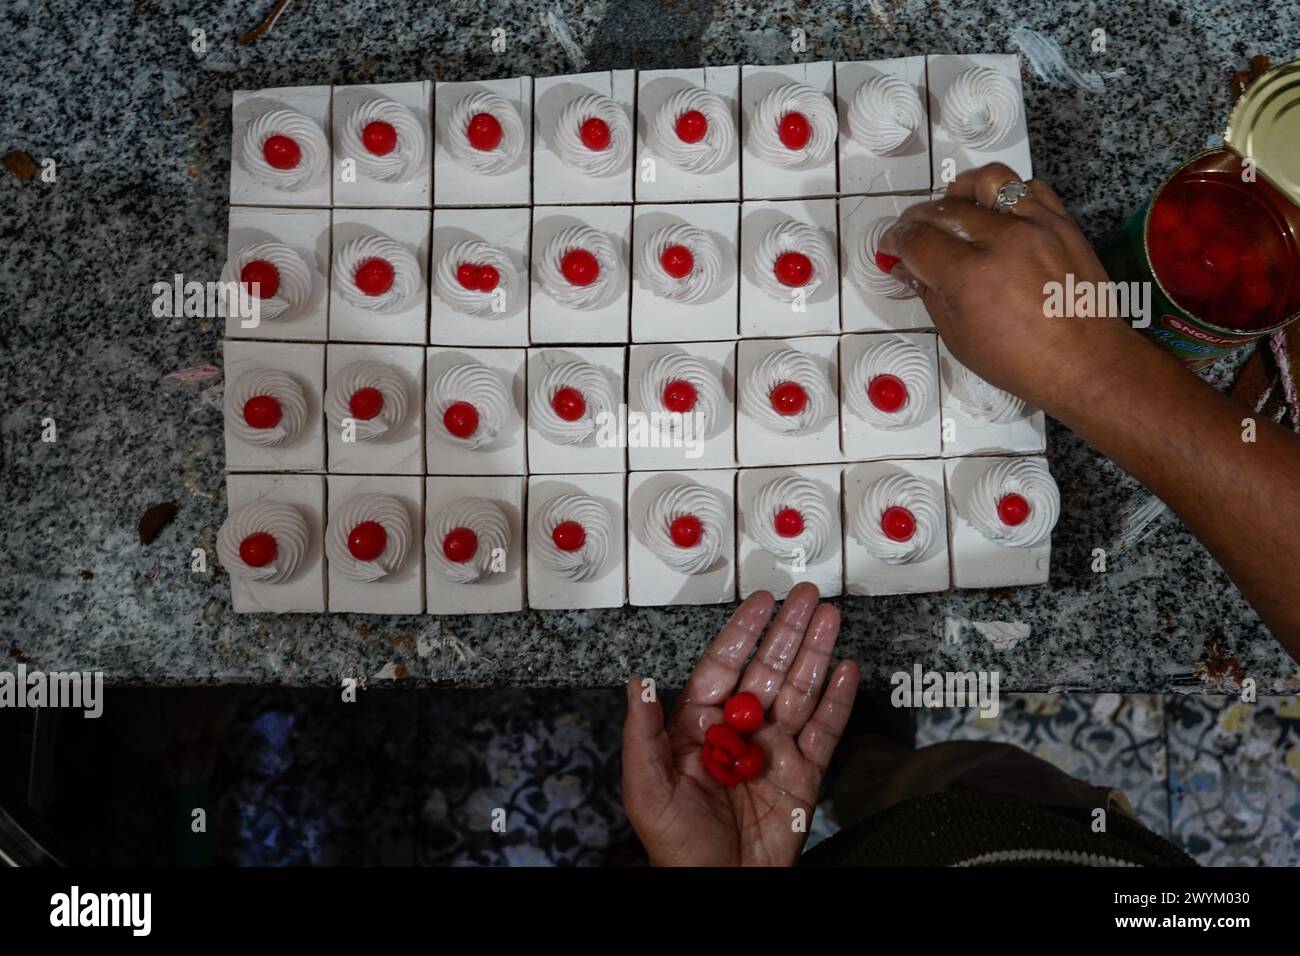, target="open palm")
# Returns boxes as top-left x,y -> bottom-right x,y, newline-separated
622,583 -> 860,866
